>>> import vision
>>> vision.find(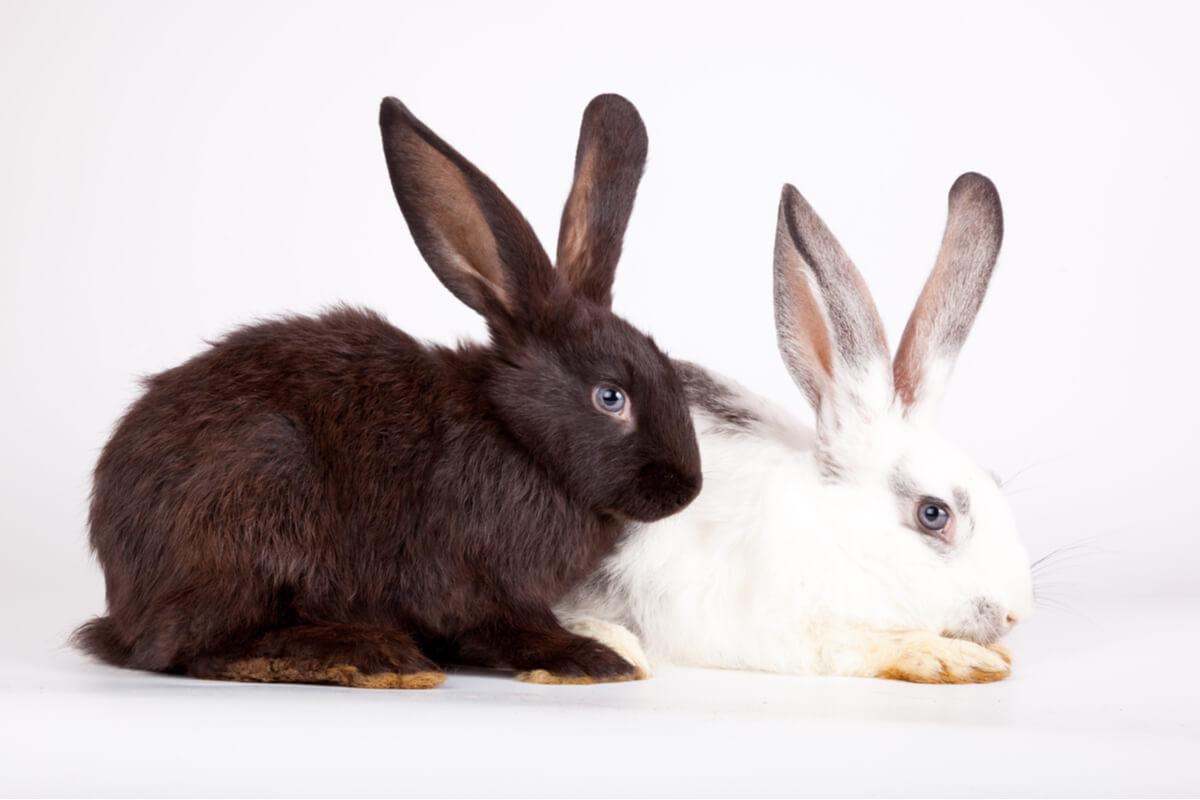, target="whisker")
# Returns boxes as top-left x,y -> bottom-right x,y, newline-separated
1033,582 -> 1080,594
1030,538 -> 1110,574
1034,599 -> 1092,622
1000,459 -> 1046,490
